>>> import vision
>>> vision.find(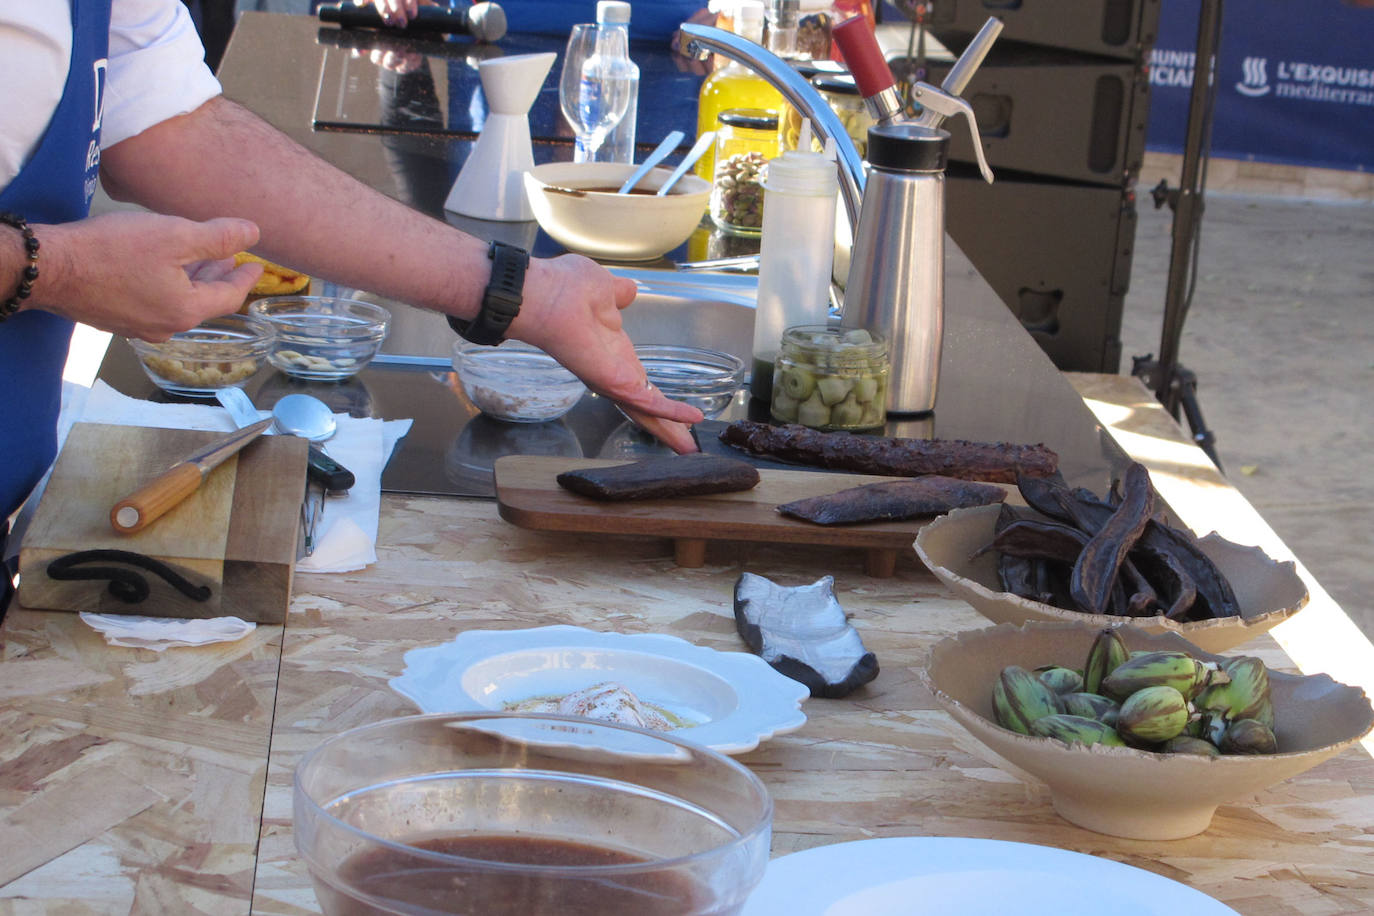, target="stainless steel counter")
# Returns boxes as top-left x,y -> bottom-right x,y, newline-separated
98,13 -> 1130,499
